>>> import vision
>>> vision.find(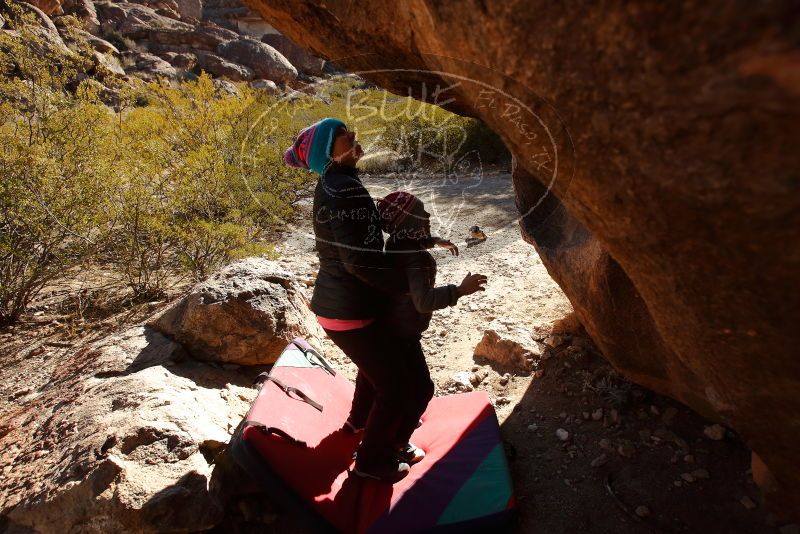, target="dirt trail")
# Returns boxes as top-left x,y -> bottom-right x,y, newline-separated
272,170 -> 780,534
